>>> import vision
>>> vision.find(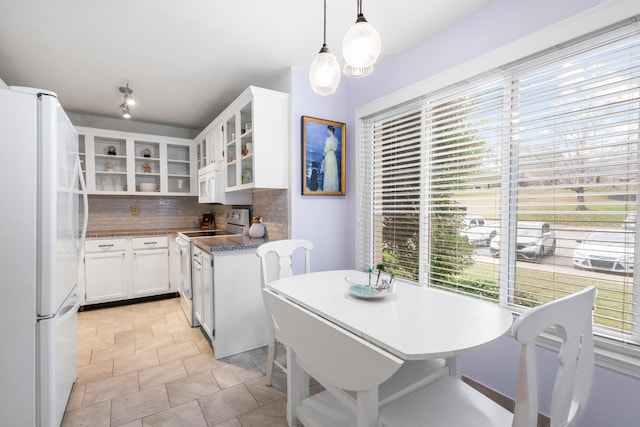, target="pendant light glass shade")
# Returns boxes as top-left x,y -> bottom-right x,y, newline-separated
310,45 -> 341,95
342,63 -> 374,79
309,0 -> 340,95
342,1 -> 381,78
